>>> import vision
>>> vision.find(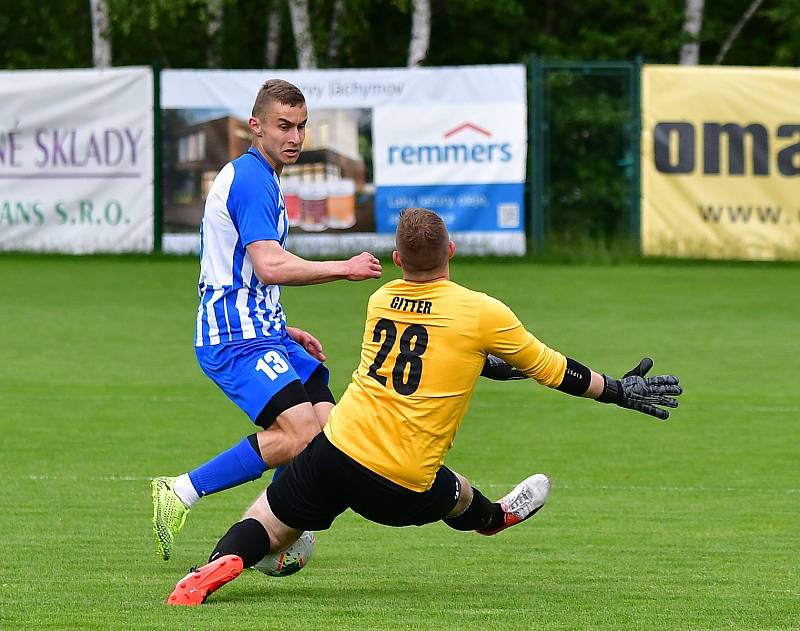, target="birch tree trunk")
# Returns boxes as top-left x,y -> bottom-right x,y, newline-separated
288,0 -> 317,69
714,0 -> 765,64
407,0 -> 431,67
207,0 -> 224,68
90,0 -> 112,68
265,0 -> 283,68
679,0 -> 704,65
326,0 -> 346,64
